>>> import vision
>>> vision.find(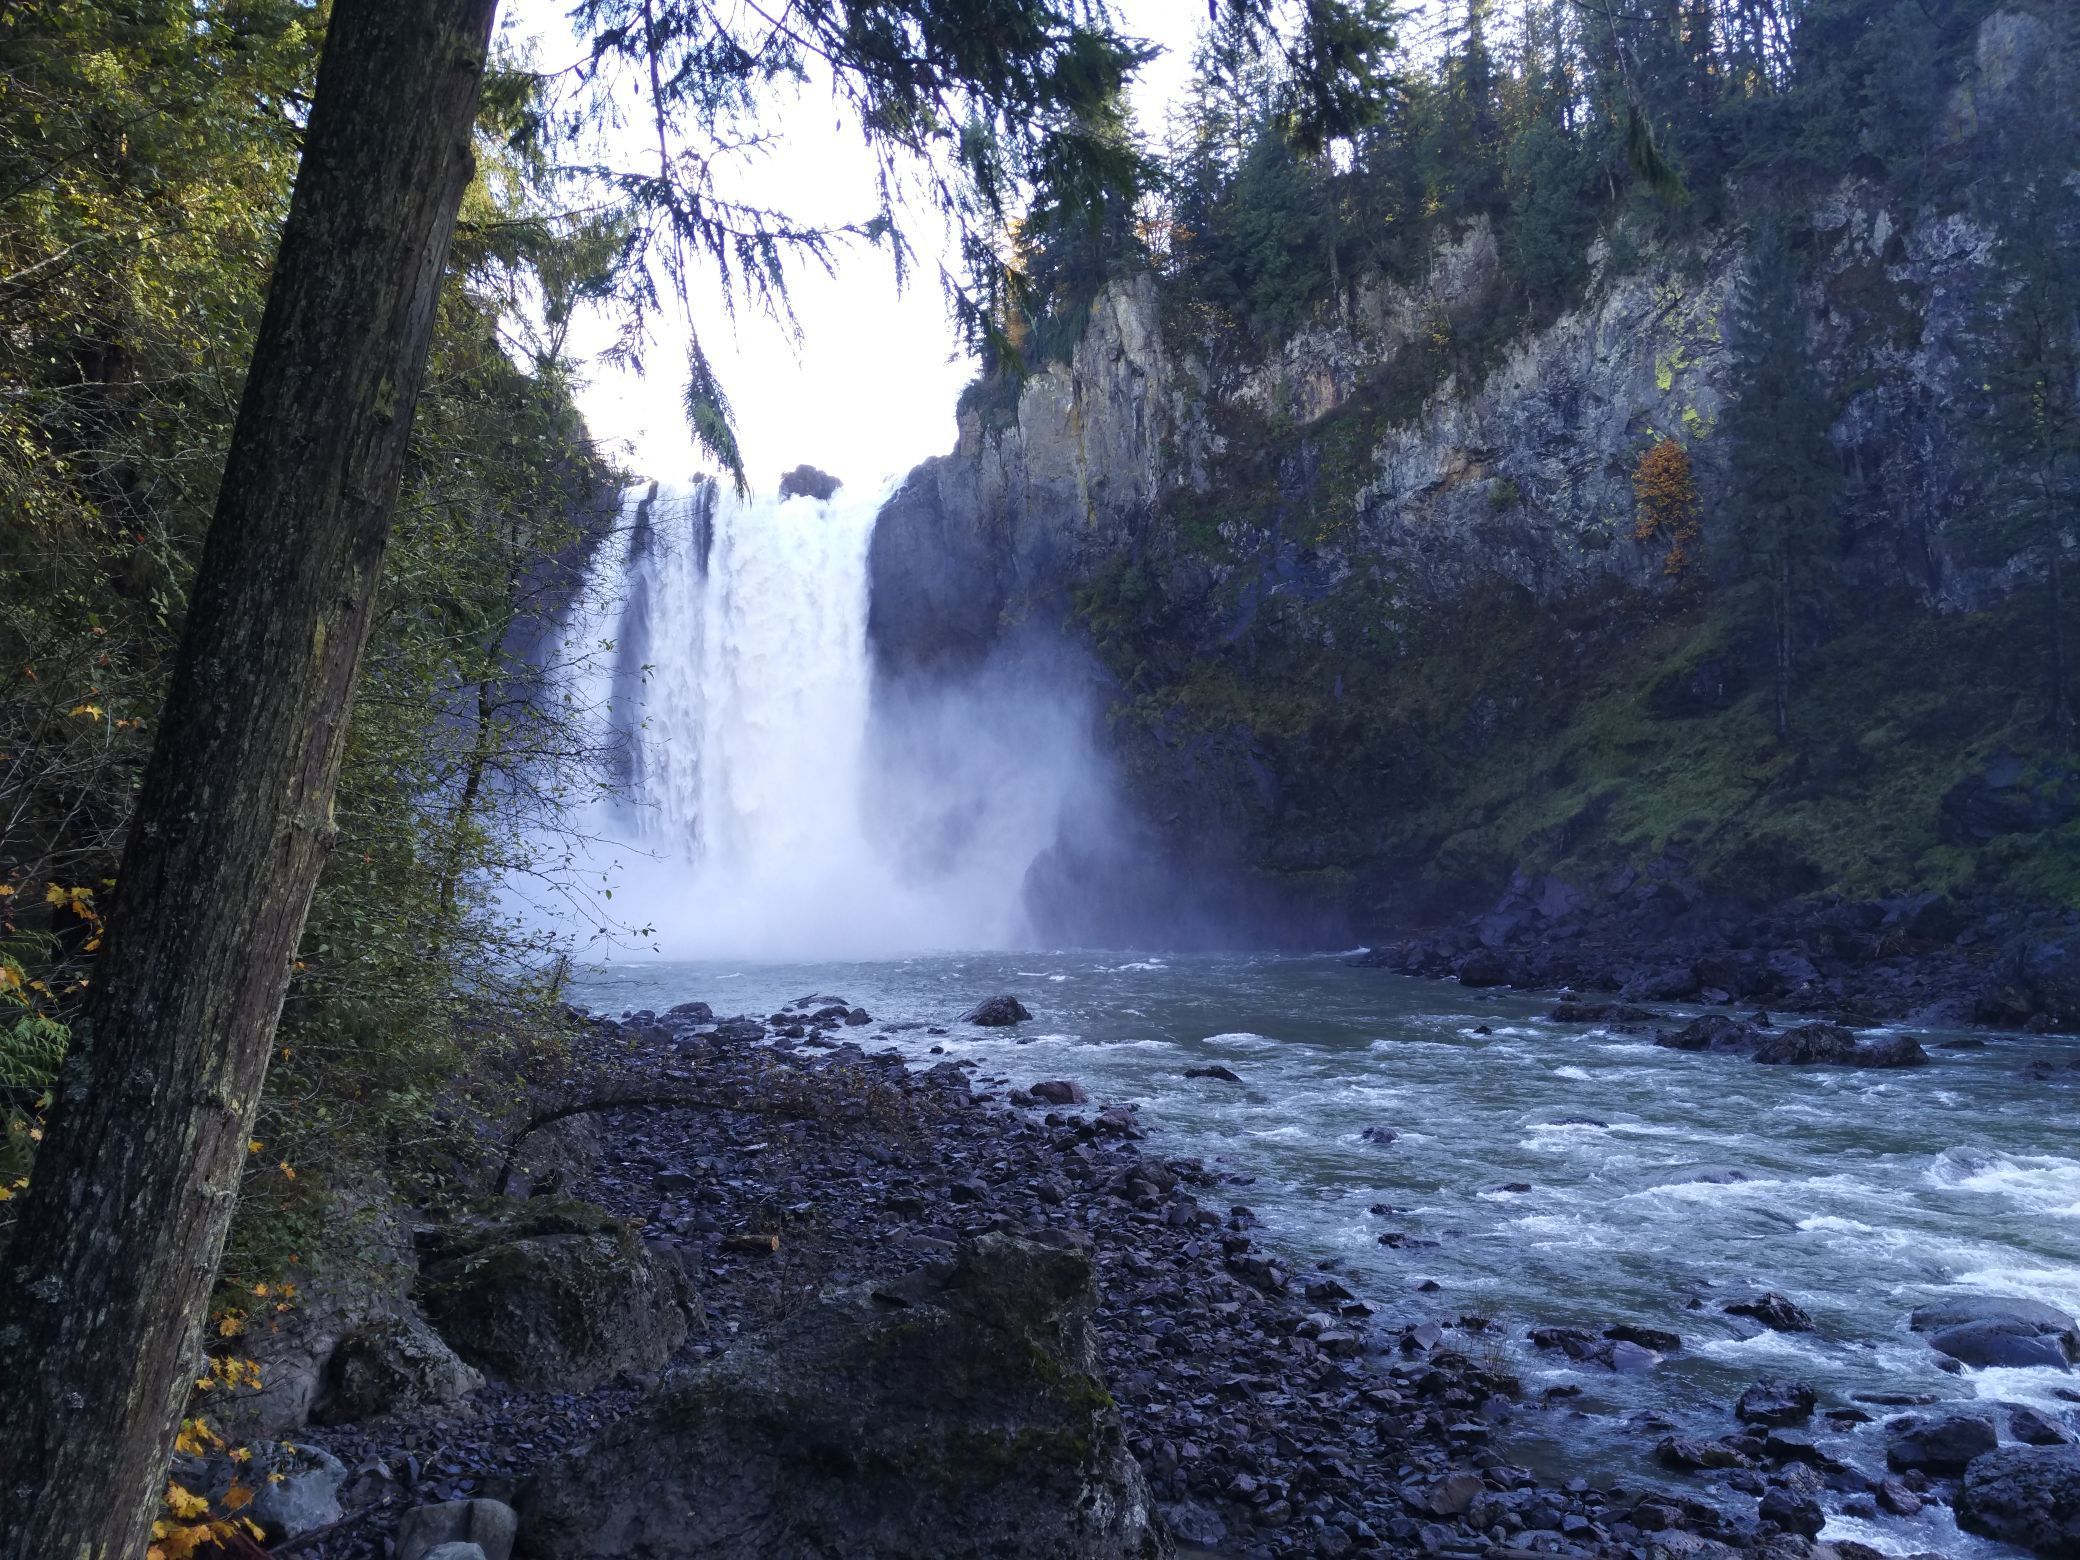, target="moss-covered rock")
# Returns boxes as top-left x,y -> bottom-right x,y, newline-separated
416,1196 -> 695,1392
517,1233 -> 1169,1559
